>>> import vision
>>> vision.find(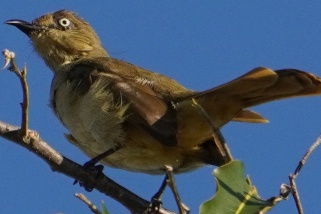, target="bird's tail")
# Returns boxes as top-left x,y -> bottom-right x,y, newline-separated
175,67 -> 321,150
194,67 -> 321,124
